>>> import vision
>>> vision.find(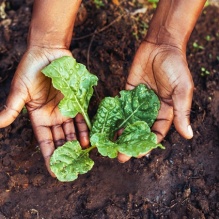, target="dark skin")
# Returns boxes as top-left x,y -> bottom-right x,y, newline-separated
0,0 -> 206,176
